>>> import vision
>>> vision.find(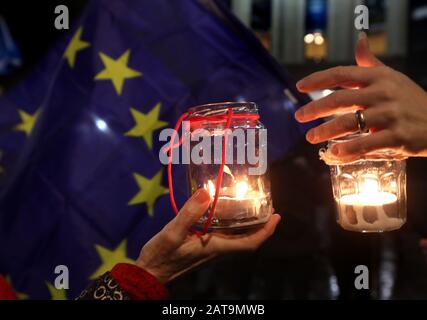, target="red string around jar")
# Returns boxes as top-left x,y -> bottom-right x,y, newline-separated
167,108 -> 259,235
168,108 -> 237,235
